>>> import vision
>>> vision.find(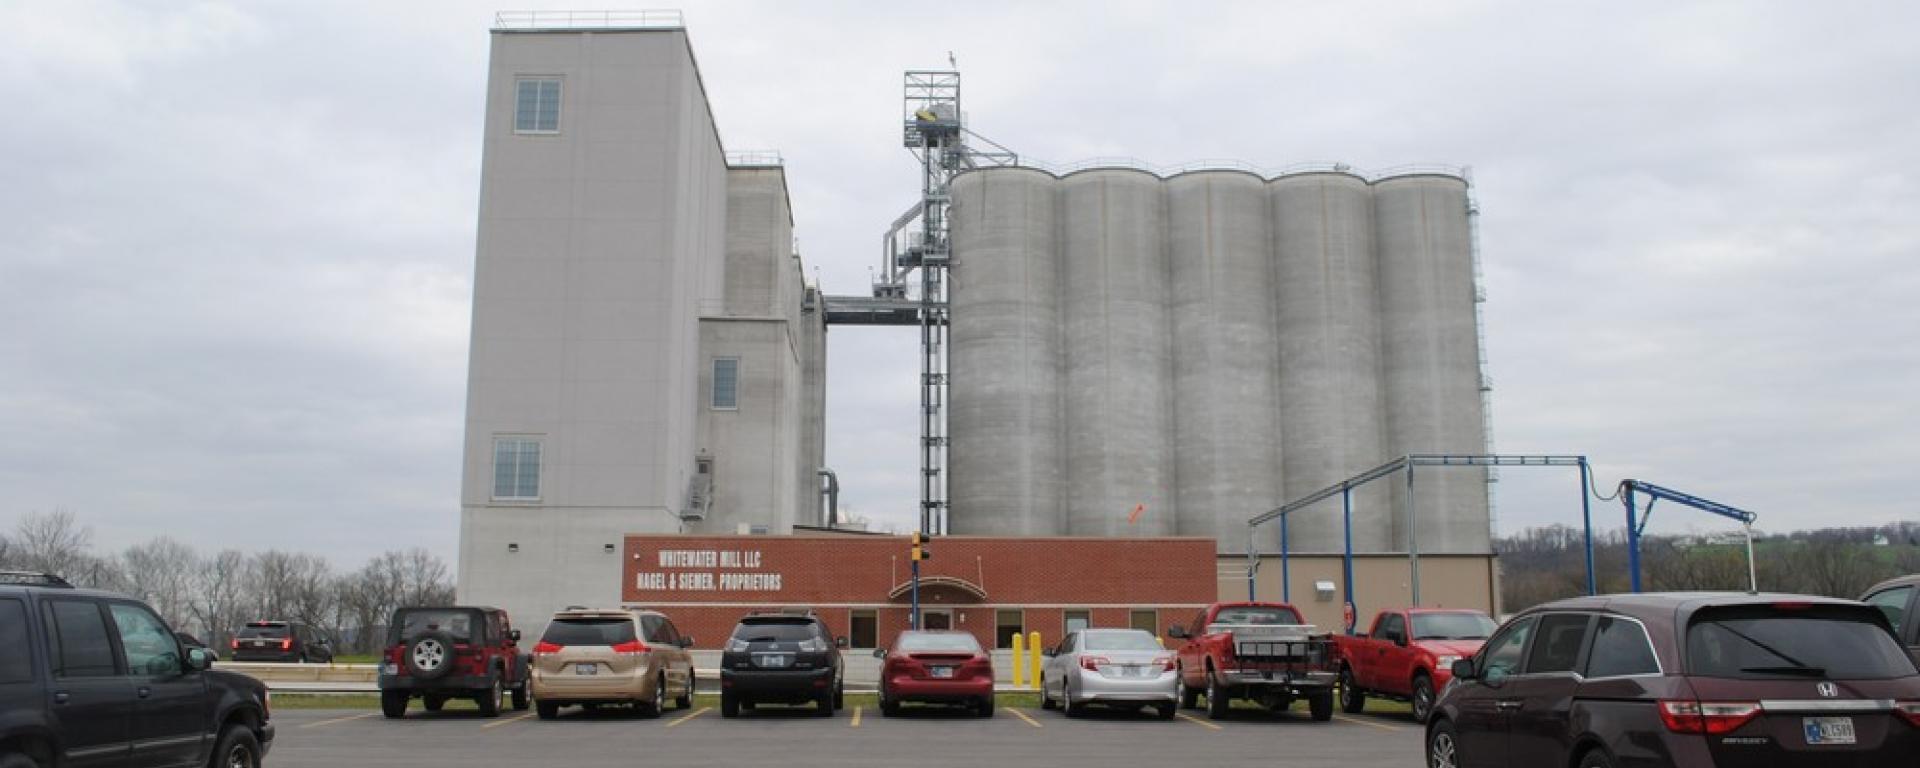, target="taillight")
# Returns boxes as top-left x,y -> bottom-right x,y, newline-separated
1154,655 -> 1176,672
1079,655 -> 1110,672
230,639 -> 239,650
1659,700 -> 1761,735
280,638 -> 292,651
611,640 -> 650,655
533,641 -> 563,655
1896,701 -> 1920,727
